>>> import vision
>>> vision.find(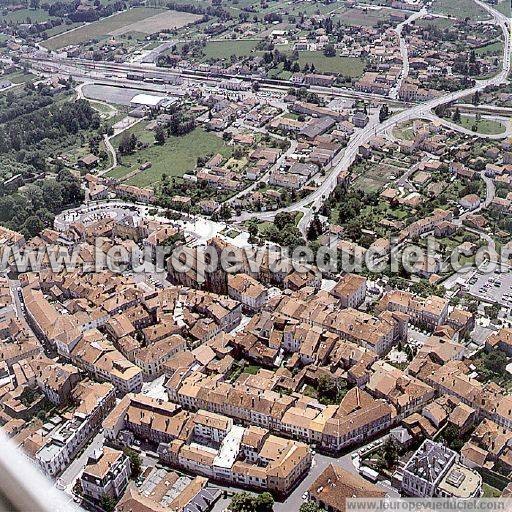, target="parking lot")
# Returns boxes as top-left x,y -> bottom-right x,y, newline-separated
467,267 -> 512,308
